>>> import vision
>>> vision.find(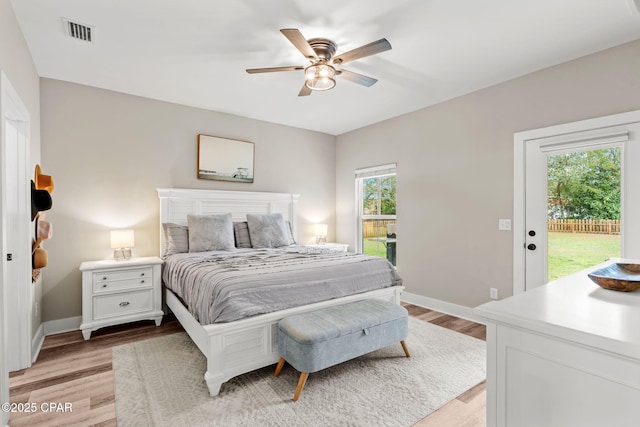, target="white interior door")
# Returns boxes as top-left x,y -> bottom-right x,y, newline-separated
4,118 -> 30,370
0,70 -> 31,386
514,110 -> 640,294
